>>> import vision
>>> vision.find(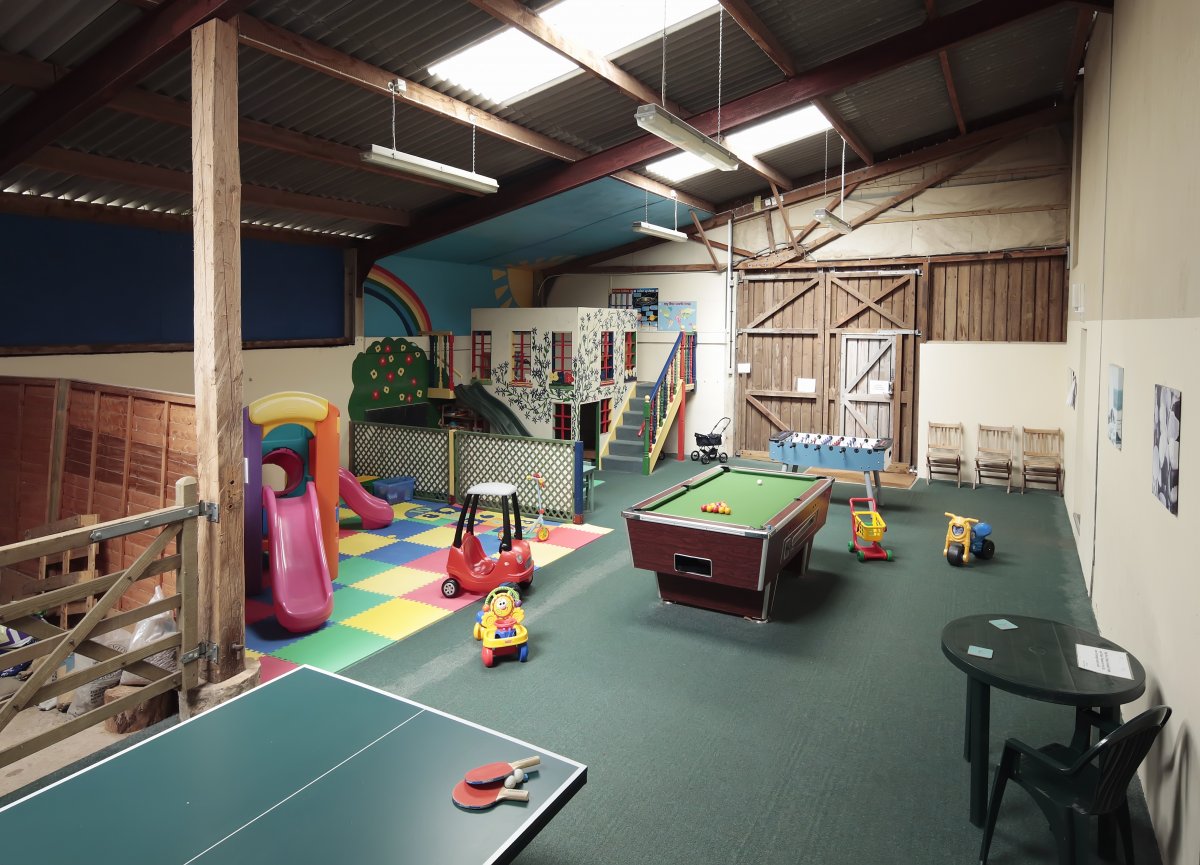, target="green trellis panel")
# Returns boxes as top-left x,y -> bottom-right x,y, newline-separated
349,423 -> 452,501
454,431 -> 577,521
